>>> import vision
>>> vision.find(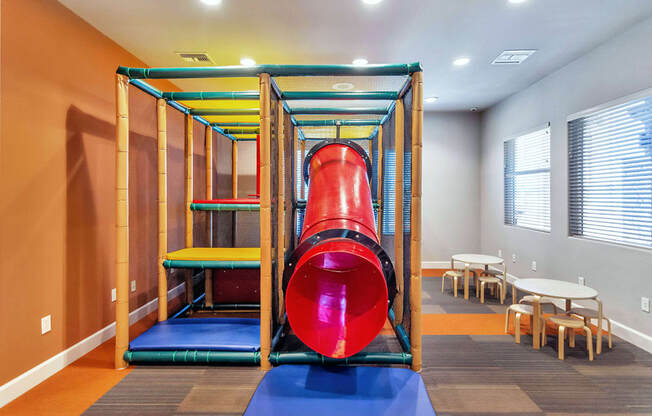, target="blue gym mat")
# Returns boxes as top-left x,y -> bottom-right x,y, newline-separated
243,365 -> 436,415
129,318 -> 260,352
